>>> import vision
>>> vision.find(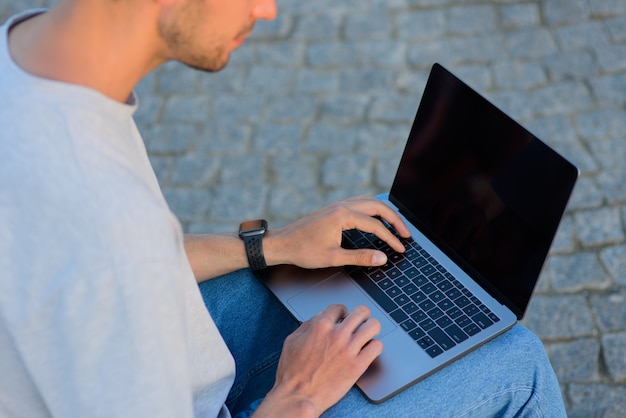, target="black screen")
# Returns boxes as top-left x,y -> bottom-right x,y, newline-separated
390,64 -> 578,318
